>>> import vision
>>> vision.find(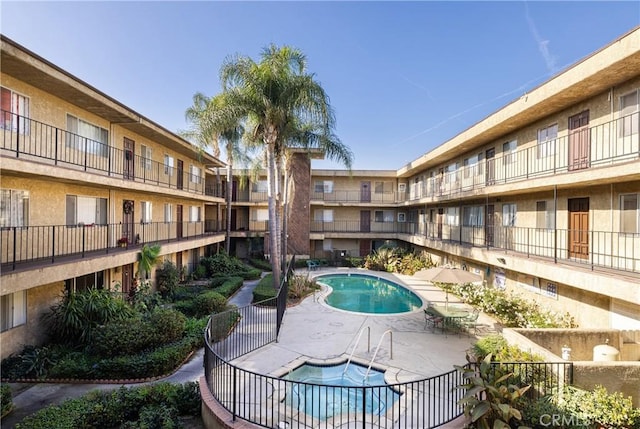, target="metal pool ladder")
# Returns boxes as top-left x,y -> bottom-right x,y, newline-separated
364,329 -> 393,381
343,326 -> 371,374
